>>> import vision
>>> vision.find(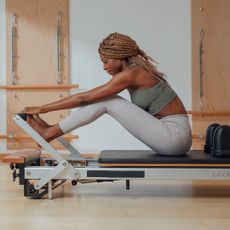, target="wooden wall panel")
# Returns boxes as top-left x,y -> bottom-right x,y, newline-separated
7,91 -> 69,149
5,0 -> 70,149
6,0 -> 69,85
192,0 -> 230,149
